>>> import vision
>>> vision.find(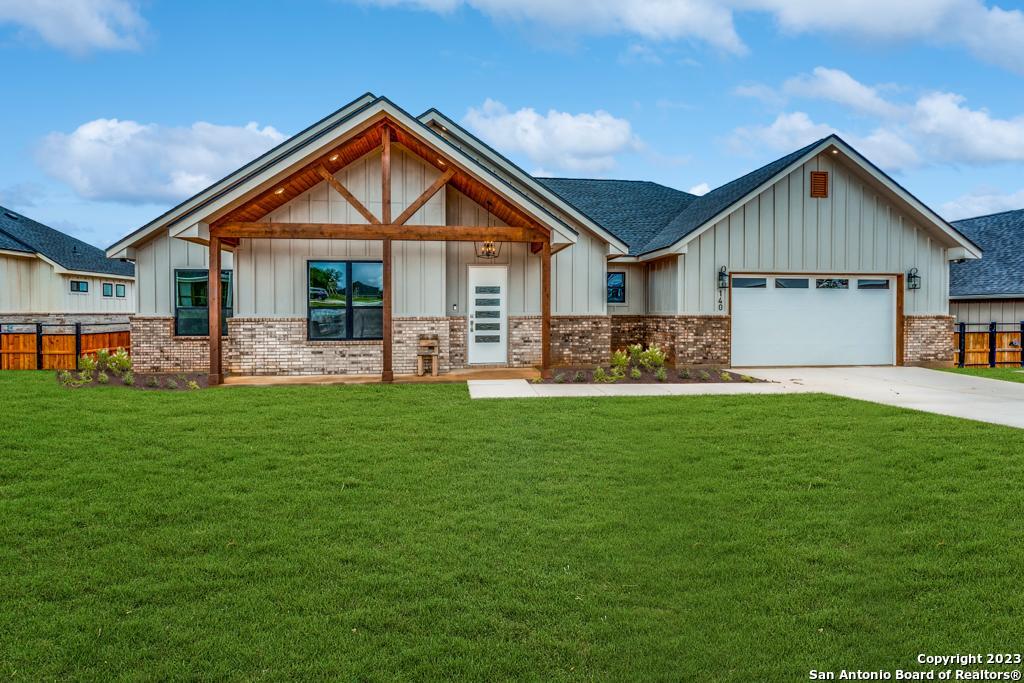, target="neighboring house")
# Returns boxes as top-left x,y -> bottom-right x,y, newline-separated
106,93 -> 979,382
1,206 -> 135,324
949,209 -> 1024,324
